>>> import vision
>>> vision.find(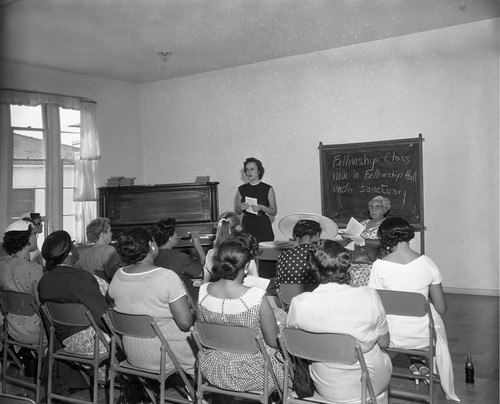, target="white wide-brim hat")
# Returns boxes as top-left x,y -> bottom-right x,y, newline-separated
5,219 -> 30,234
279,213 -> 338,240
